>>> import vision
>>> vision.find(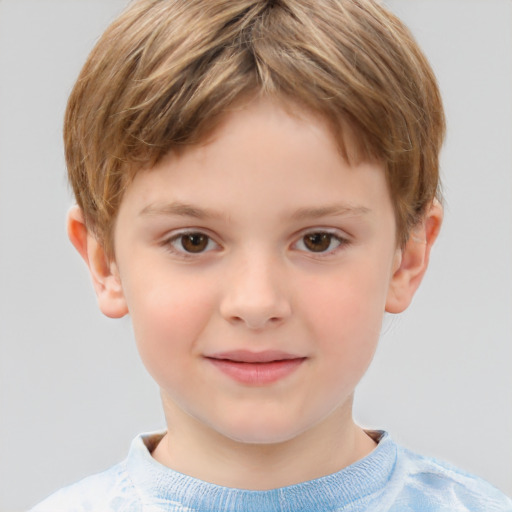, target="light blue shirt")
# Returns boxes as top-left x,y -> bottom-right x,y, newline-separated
31,431 -> 512,511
